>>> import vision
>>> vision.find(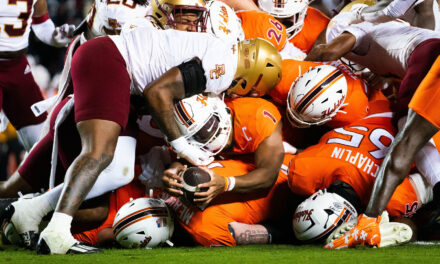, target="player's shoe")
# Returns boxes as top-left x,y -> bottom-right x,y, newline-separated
324,213 -> 411,249
0,200 -> 41,250
37,226 -> 102,254
325,211 -> 390,244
